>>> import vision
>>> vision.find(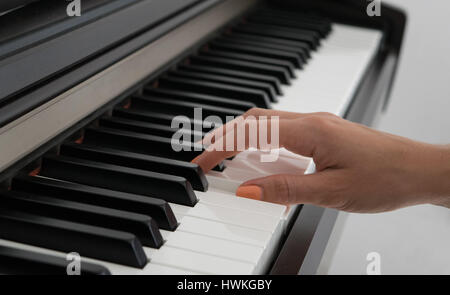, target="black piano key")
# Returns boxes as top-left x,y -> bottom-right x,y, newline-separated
0,245 -> 111,275
246,15 -> 331,37
144,88 -> 256,111
233,23 -> 321,50
189,55 -> 289,85
201,49 -> 296,77
84,127 -> 200,162
39,155 -> 198,207
252,8 -> 329,26
249,22 -> 322,41
131,94 -> 245,122
100,117 -> 205,140
220,31 -> 311,58
166,70 -> 278,102
0,190 -> 163,249
208,40 -> 303,68
233,24 -> 318,50
82,127 -> 227,173
114,108 -> 213,131
217,34 -> 310,61
158,76 -> 272,108
178,64 -> 283,95
61,143 -> 209,192
0,209 -> 147,268
12,175 -> 178,231
250,10 -> 330,23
